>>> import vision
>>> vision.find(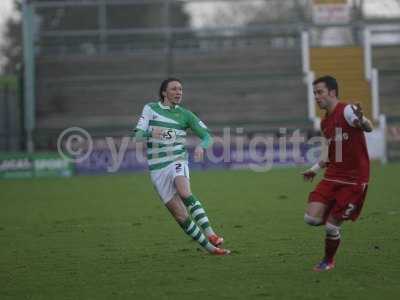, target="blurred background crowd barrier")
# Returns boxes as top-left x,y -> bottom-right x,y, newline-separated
1,0 -> 399,177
